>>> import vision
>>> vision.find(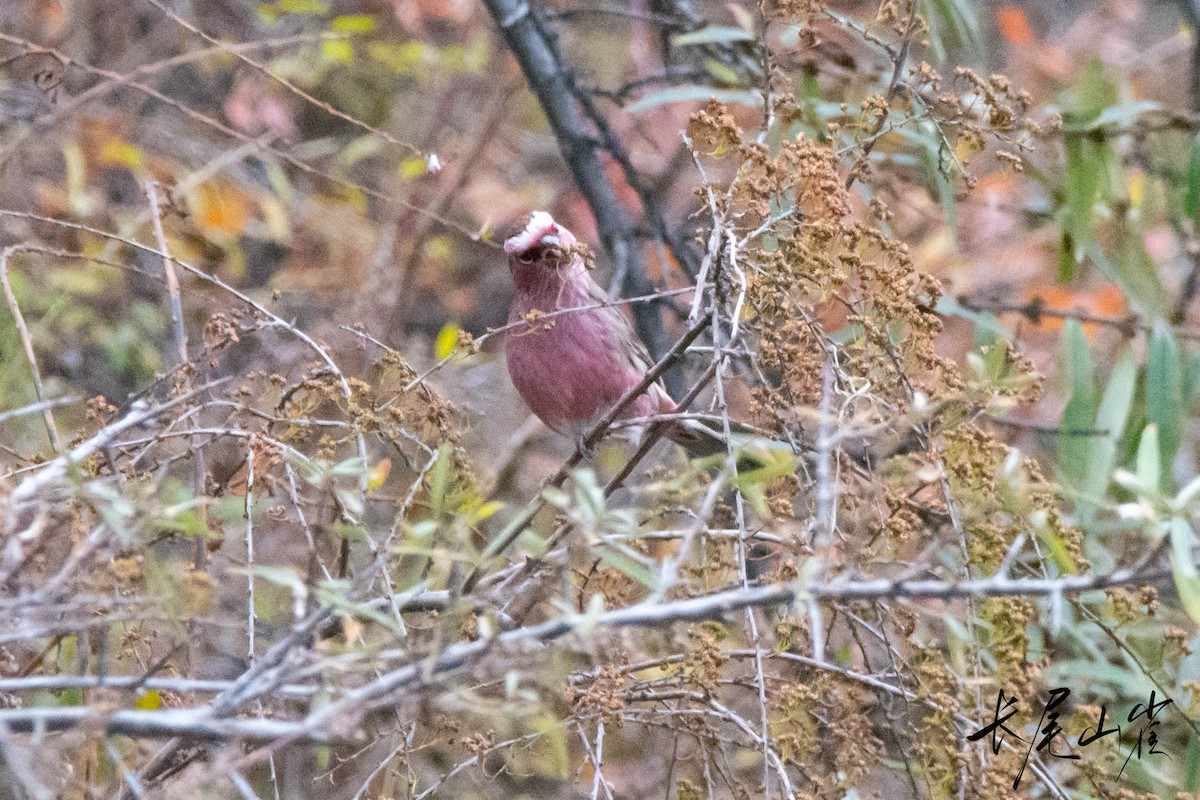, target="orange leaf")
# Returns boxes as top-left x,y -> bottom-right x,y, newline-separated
997,5 -> 1034,45
1021,282 -> 1127,338
192,180 -> 253,239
